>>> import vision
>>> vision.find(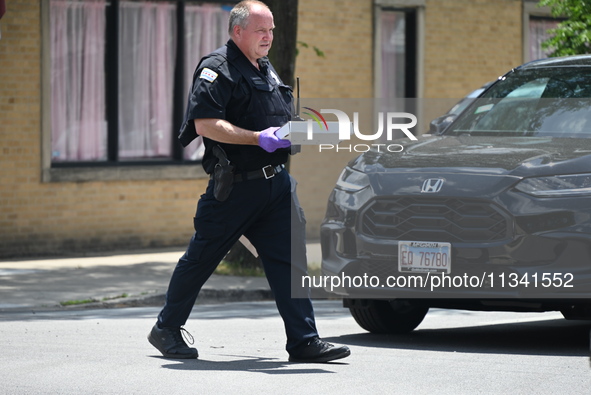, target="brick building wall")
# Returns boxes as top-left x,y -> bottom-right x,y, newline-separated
423,0 -> 522,98
290,0 -> 524,238
0,0 -> 526,257
0,0 -> 207,257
